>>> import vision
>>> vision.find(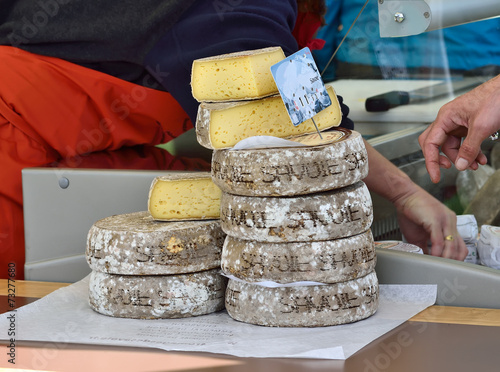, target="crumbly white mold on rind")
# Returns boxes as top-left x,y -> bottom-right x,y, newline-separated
211,130 -> 368,196
219,181 -> 373,242
86,211 -> 225,275
225,271 -> 379,327
221,230 -> 376,284
89,268 -> 227,319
